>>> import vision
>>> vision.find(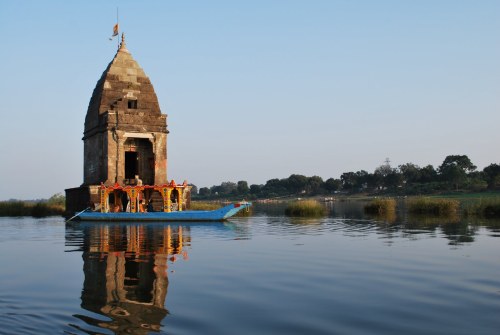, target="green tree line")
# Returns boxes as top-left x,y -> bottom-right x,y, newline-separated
194,155 -> 500,199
